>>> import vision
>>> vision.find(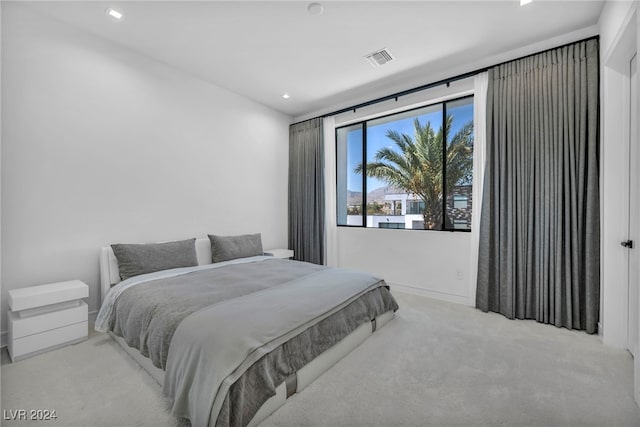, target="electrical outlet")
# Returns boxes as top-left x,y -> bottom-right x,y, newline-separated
456,270 -> 464,280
